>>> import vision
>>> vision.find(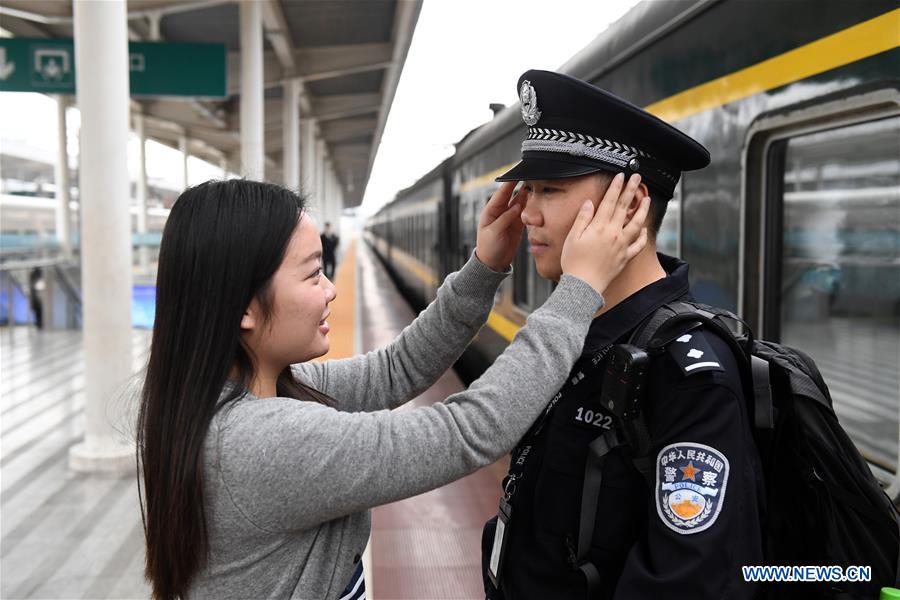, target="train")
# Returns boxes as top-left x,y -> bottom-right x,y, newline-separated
365,0 -> 900,498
